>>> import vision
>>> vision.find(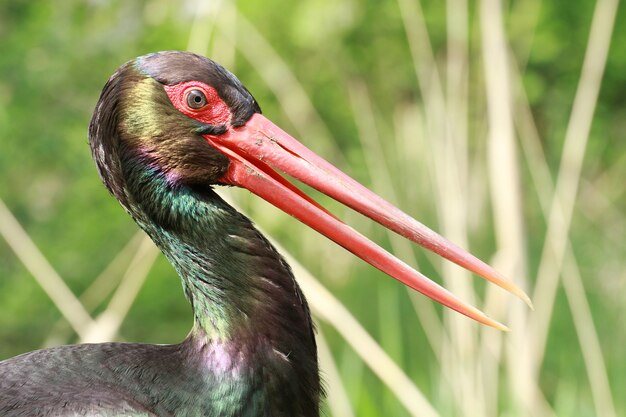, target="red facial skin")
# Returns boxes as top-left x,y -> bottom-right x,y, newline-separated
164,82 -> 231,126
